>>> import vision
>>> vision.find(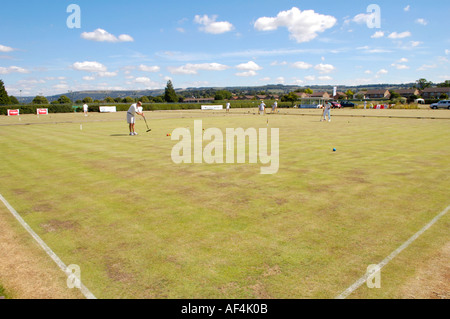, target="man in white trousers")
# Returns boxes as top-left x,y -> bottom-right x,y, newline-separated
127,101 -> 145,136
